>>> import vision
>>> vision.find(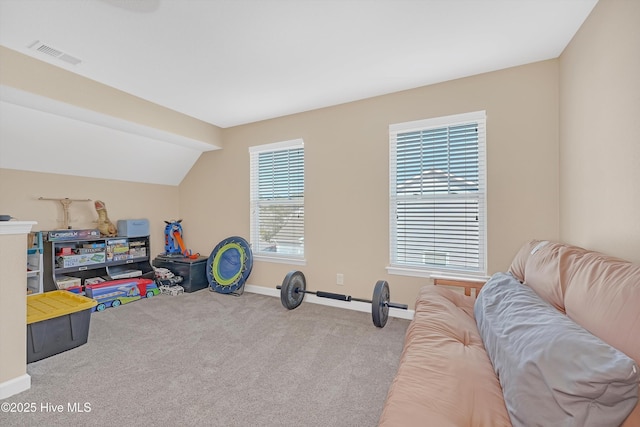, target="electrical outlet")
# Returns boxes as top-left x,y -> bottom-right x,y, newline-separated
336,273 -> 344,285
